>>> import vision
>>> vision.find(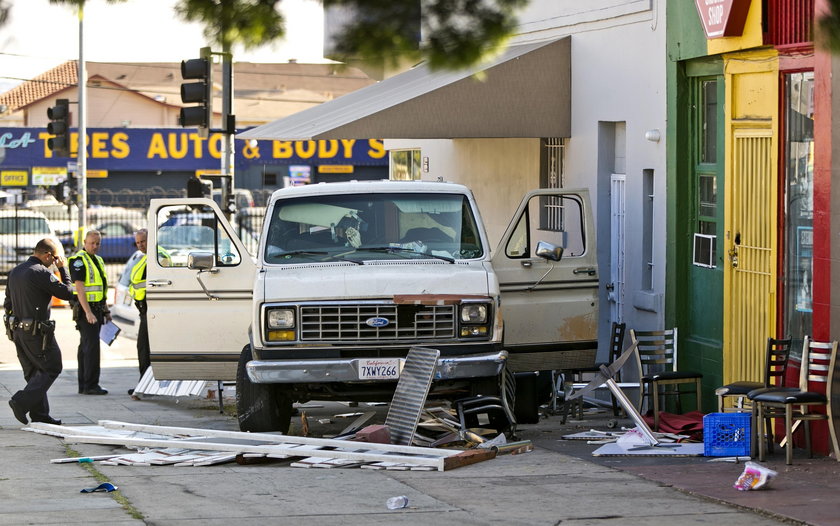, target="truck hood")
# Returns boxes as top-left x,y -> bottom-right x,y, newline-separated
260,261 -> 492,301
